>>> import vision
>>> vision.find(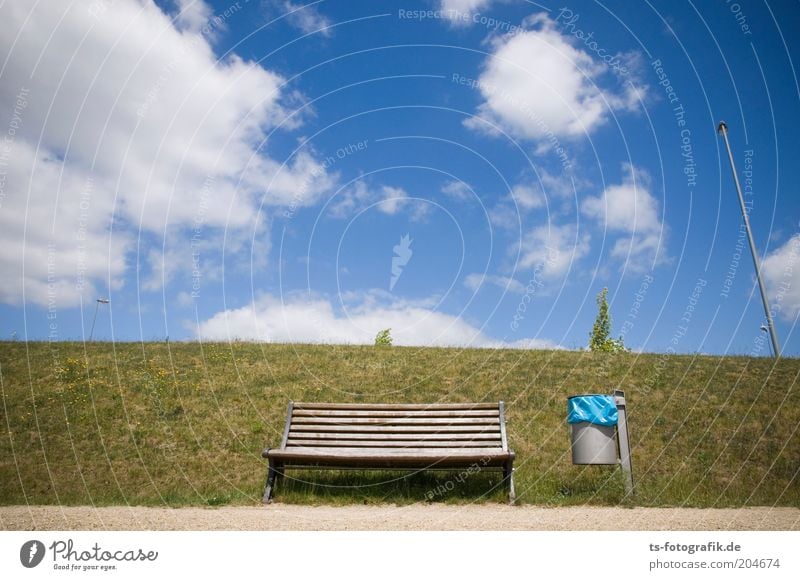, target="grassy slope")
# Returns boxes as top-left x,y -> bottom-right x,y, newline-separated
0,341 -> 798,507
